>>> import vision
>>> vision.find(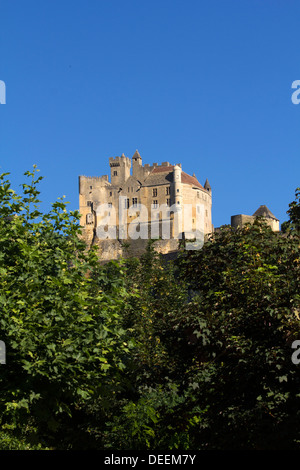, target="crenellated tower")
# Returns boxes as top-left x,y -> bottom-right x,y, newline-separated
109,154 -> 131,186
